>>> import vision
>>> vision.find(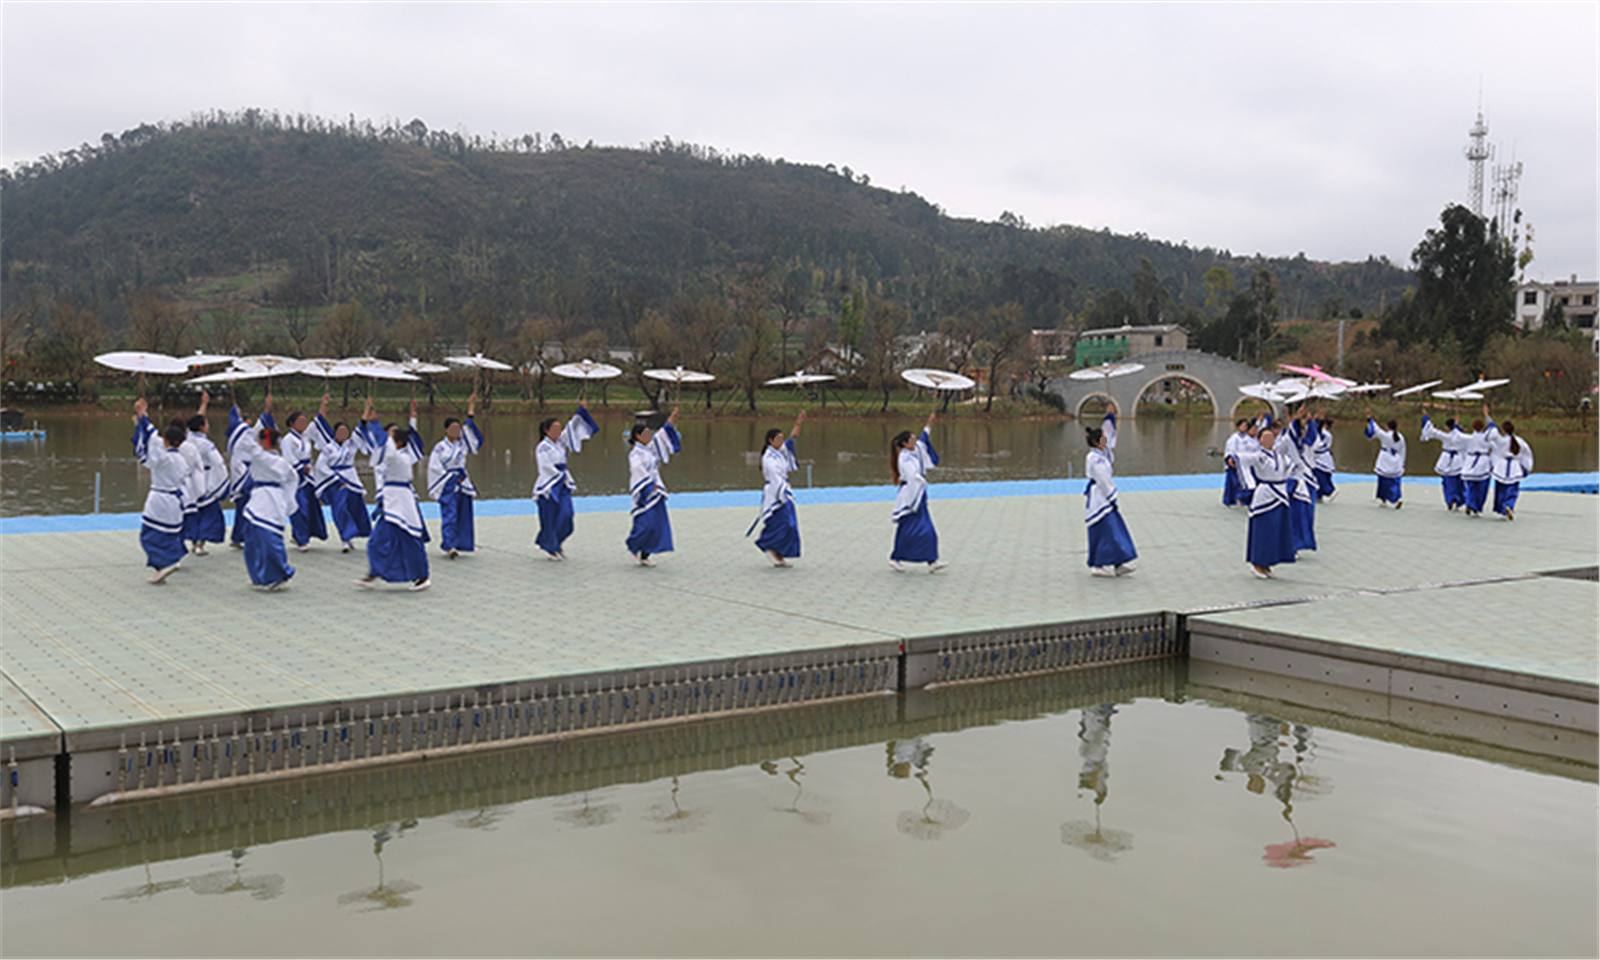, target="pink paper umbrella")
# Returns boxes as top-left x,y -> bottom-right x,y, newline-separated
1262,836 -> 1337,868
1277,363 -> 1343,383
